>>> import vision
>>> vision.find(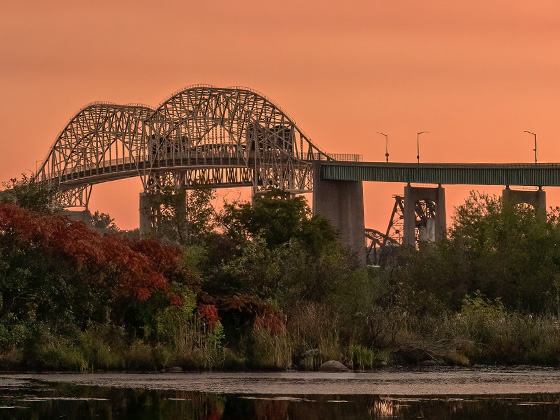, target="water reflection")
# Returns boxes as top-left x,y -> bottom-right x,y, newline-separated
0,381 -> 559,420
